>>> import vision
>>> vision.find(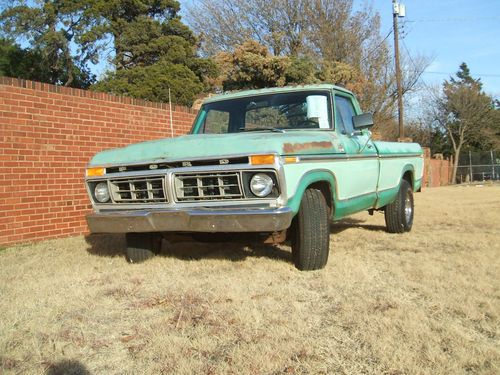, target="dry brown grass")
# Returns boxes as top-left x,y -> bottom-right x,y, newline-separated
1,184 -> 499,374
